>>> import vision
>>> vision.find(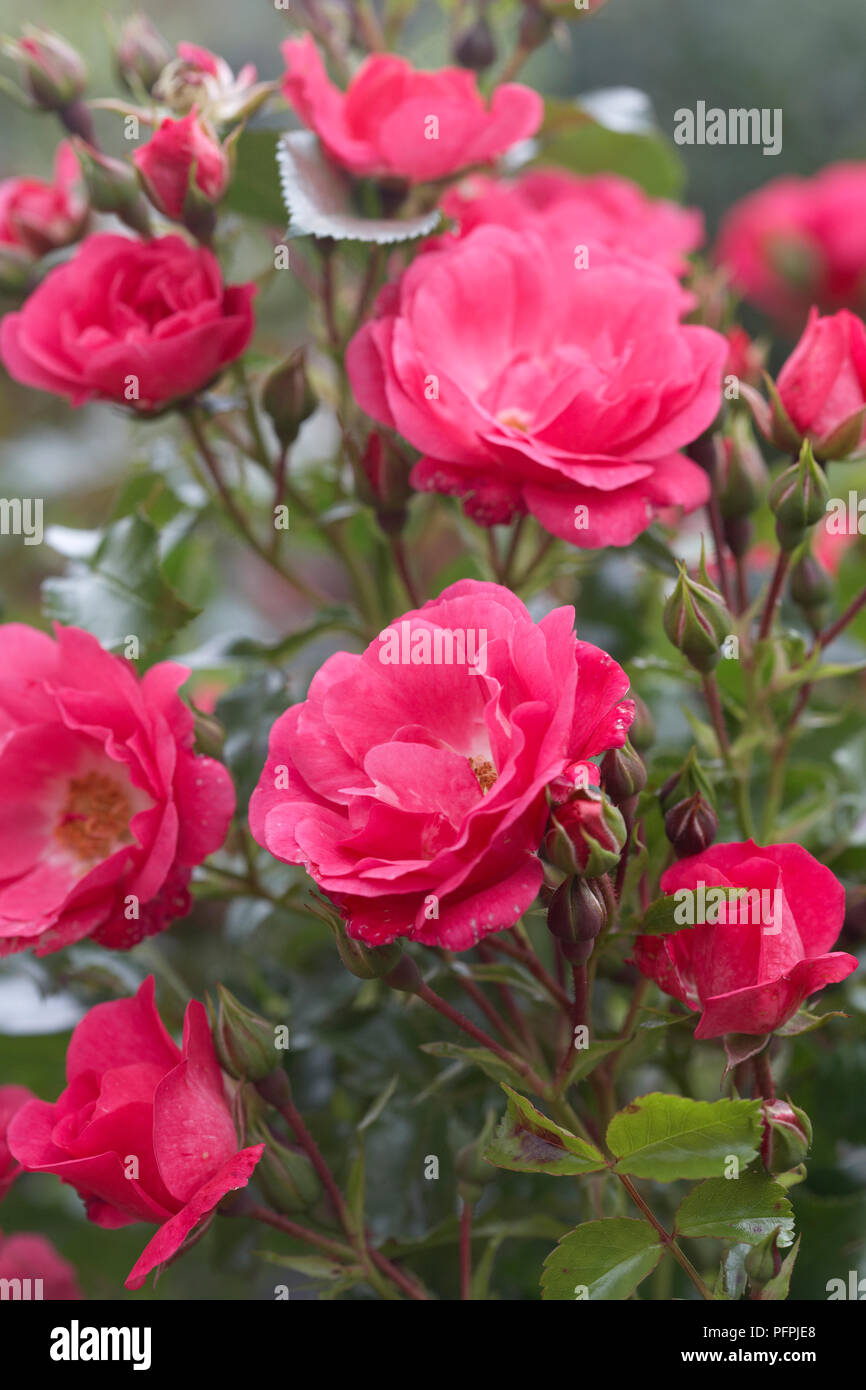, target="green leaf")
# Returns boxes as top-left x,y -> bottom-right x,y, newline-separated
420,1041 -> 534,1092
561,1038 -> 626,1090
43,513 -> 198,651
278,132 -> 441,243
607,1093 -> 763,1181
676,1175 -> 794,1247
776,1007 -> 848,1036
539,101 -> 686,198
222,128 -> 289,225
632,894 -> 686,936
218,606 -> 359,661
484,1086 -> 606,1176
541,1219 -> 663,1301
